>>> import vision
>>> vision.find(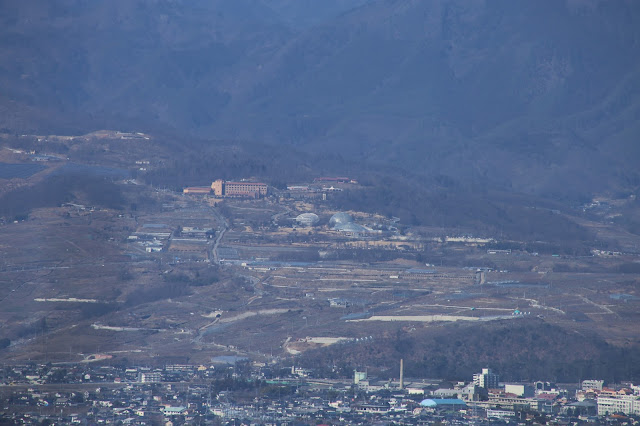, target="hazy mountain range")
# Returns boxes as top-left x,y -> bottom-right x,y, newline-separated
1,0 -> 639,198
